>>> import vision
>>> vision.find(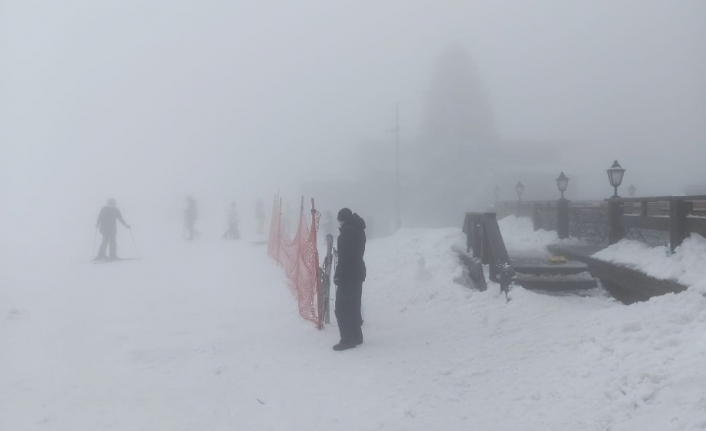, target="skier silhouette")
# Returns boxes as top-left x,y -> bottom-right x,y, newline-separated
223,202 -> 241,240
94,198 -> 131,261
